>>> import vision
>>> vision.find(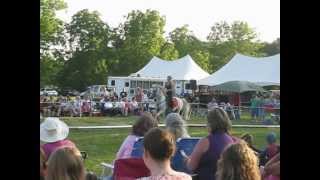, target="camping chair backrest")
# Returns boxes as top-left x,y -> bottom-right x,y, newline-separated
172,137 -> 201,173
131,137 -> 144,158
113,158 -> 150,180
